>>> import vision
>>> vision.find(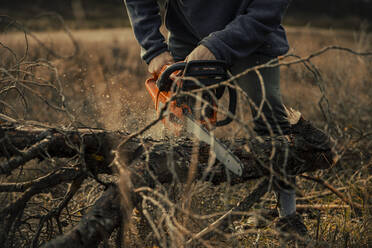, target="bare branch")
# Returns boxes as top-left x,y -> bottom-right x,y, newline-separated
0,135 -> 52,175
301,175 -> 371,211
42,185 -> 122,248
32,176 -> 85,247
